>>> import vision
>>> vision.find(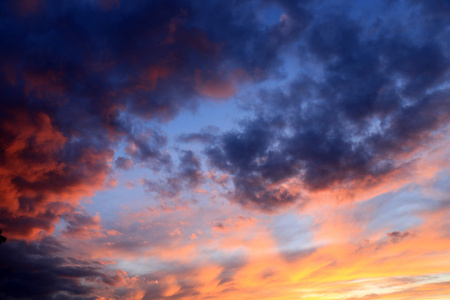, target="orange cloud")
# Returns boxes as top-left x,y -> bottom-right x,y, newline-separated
0,110 -> 113,240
